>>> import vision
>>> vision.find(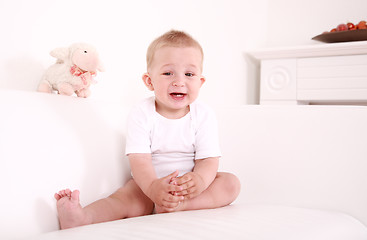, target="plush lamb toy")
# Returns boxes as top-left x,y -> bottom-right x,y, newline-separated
38,43 -> 104,98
